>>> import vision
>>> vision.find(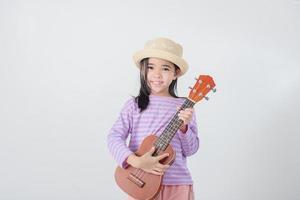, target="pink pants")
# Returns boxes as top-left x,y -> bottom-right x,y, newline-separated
127,185 -> 194,200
